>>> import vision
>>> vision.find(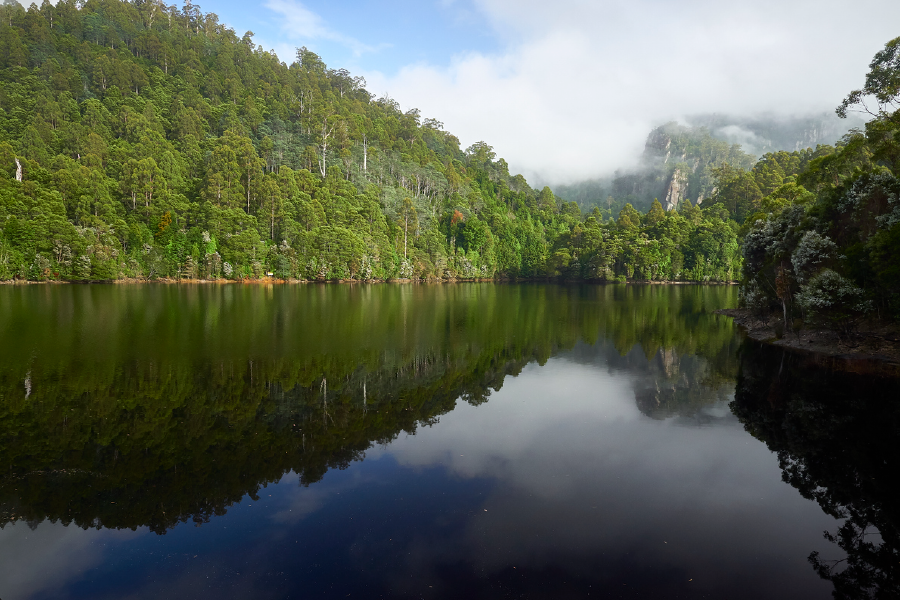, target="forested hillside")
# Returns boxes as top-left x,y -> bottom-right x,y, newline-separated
0,0 -> 745,283
726,36 -> 900,328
